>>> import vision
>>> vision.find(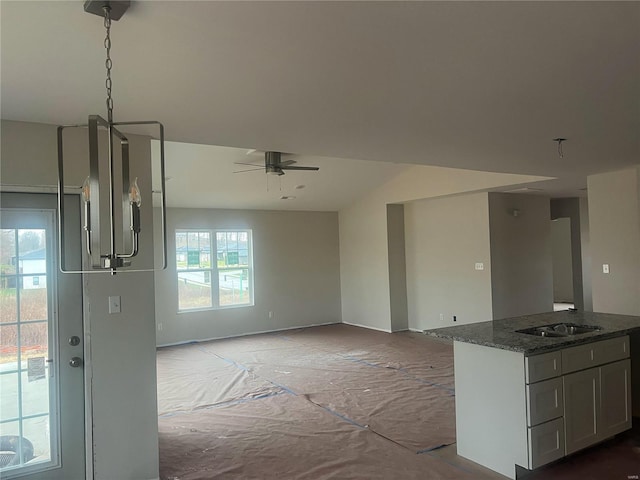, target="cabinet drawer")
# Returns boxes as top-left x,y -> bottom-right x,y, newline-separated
527,377 -> 564,427
528,417 -> 565,469
525,351 -> 561,383
596,336 -> 629,366
562,336 -> 629,374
